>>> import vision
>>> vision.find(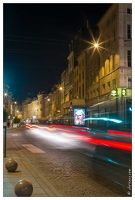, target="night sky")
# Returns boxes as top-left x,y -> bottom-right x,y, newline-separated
3,3 -> 111,103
